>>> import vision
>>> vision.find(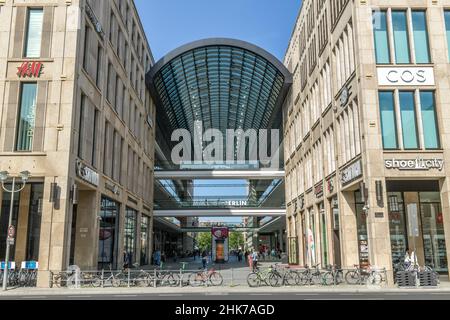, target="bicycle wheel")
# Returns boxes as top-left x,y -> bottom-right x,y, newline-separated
208,272 -> 223,286
91,276 -> 103,288
246,273 -> 261,288
111,274 -> 124,287
372,273 -> 383,285
188,273 -> 203,287
162,273 -> 178,287
323,272 -> 335,286
311,273 -> 323,286
299,271 -> 310,286
268,272 -> 282,287
284,271 -> 298,286
345,271 -> 360,285
135,274 -> 151,287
